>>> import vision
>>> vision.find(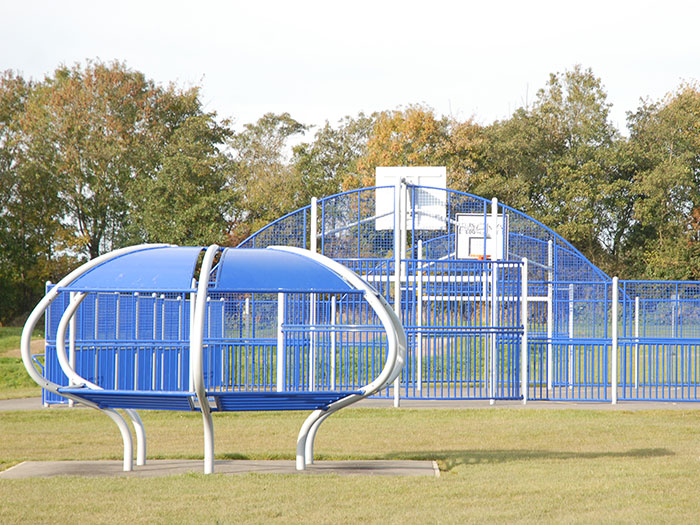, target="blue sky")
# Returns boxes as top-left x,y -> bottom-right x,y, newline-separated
2,0 -> 699,135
